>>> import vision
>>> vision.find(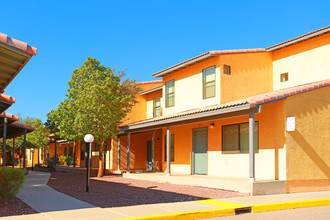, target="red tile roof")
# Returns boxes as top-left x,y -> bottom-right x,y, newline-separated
0,33 -> 37,56
11,122 -> 35,131
137,80 -> 162,85
152,49 -> 265,77
123,79 -> 330,127
266,26 -> 330,51
0,112 -> 19,121
0,93 -> 16,104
